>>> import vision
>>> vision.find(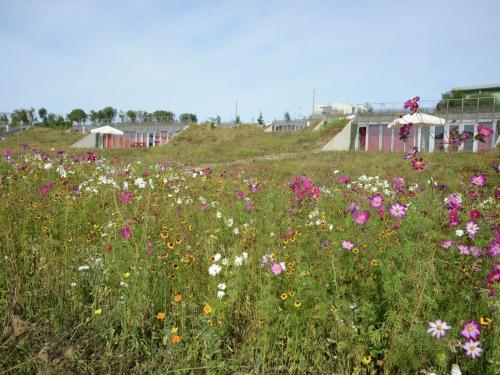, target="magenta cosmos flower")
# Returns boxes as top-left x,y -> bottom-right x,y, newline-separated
369,194 -> 384,208
389,203 -> 407,218
119,192 -> 133,203
353,210 -> 370,225
463,340 -> 483,359
120,226 -> 132,240
460,320 -> 481,340
470,174 -> 486,188
404,96 -> 420,114
427,320 -> 451,339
